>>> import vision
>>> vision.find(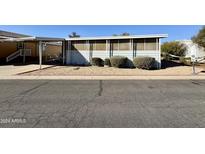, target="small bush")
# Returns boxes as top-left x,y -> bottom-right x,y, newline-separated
179,57 -> 191,65
110,56 -> 128,68
91,57 -> 104,67
104,58 -> 111,67
161,41 -> 187,57
133,57 -> 156,70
